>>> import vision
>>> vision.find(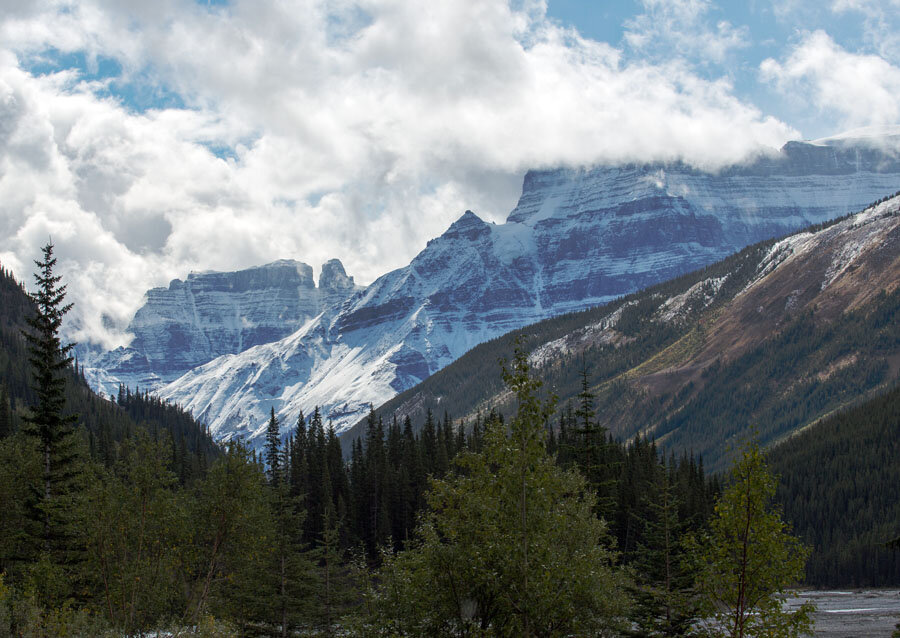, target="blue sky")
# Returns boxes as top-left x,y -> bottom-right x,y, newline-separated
546,0 -> 899,139
1,0 -> 898,347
